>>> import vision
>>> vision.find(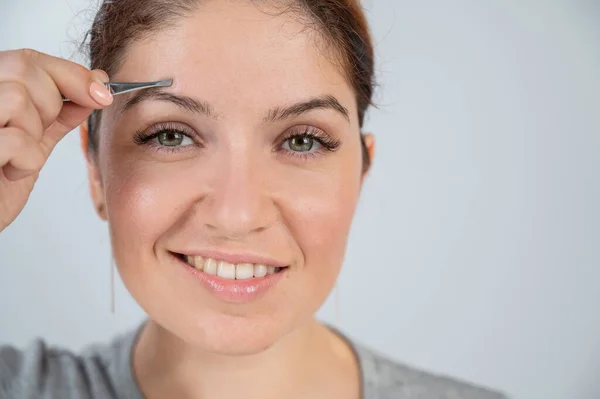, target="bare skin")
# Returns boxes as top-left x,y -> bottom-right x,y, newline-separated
1,2 -> 375,398
132,320 -> 362,399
